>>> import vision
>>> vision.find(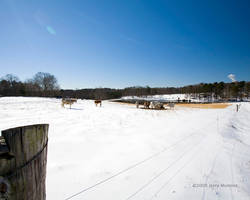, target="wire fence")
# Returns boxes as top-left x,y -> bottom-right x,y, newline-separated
64,131 -> 203,200
2,140 -> 48,179
64,117 -> 219,200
